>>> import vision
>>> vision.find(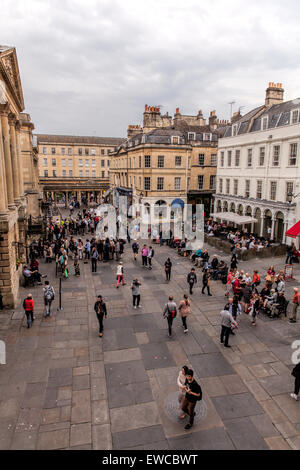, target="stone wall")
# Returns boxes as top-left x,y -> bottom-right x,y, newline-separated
0,210 -> 22,308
